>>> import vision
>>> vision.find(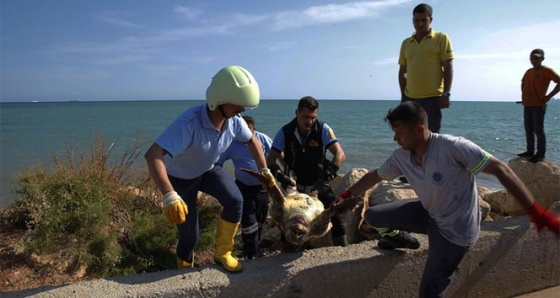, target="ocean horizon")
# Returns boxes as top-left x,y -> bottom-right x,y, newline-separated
1,99 -> 559,208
